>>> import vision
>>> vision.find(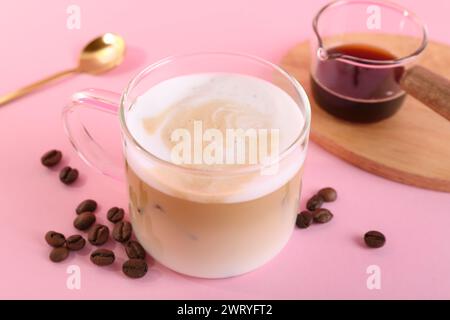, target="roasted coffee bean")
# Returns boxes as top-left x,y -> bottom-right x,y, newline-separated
296,211 -> 313,229
59,166 -> 79,185
318,187 -> 337,202
364,231 -> 386,248
122,259 -> 148,278
88,224 -> 109,246
90,249 -> 115,266
76,199 -> 97,214
41,150 -> 62,167
73,212 -> 96,230
312,208 -> 333,224
45,231 -> 66,247
107,207 -> 124,223
125,240 -> 146,259
49,247 -> 69,263
112,221 -> 132,243
66,235 -> 86,251
306,194 -> 324,211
